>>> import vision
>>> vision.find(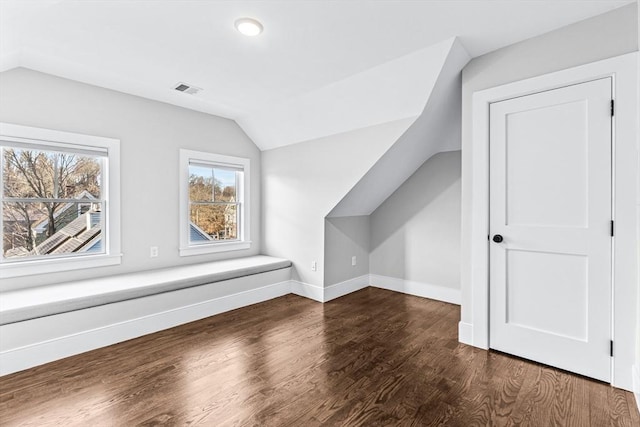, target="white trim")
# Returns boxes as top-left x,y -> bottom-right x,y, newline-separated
458,322 -> 474,346
0,122 -> 121,279
180,241 -> 251,256
291,275 -> 462,305
0,253 -> 122,279
324,275 -> 370,302
0,277 -> 291,376
468,52 -> 638,390
178,149 -> 251,256
633,365 -> 640,414
290,275 -> 370,303
370,274 -> 461,305
290,280 -> 324,302
0,122 -> 116,150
